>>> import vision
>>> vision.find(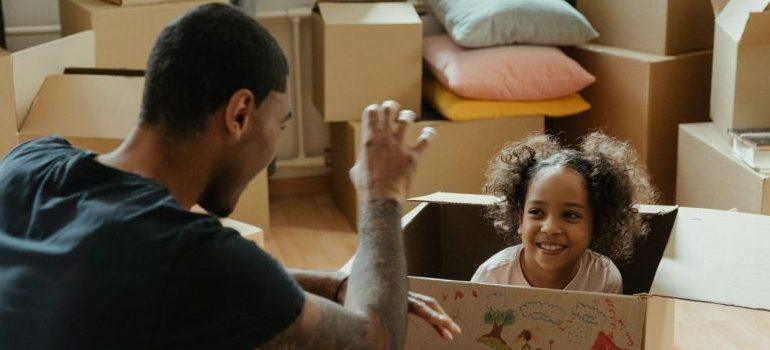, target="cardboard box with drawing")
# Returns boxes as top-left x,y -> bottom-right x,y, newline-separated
342,192 -> 770,349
